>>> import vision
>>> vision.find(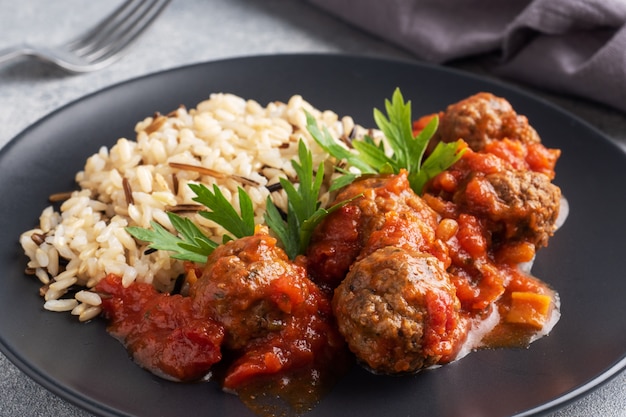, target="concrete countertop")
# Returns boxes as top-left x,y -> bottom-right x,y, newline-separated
0,1 -> 624,416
